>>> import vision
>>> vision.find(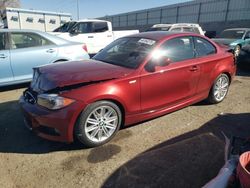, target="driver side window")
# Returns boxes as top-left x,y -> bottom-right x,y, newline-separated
10,32 -> 53,49
72,22 -> 92,33
159,37 -> 195,62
